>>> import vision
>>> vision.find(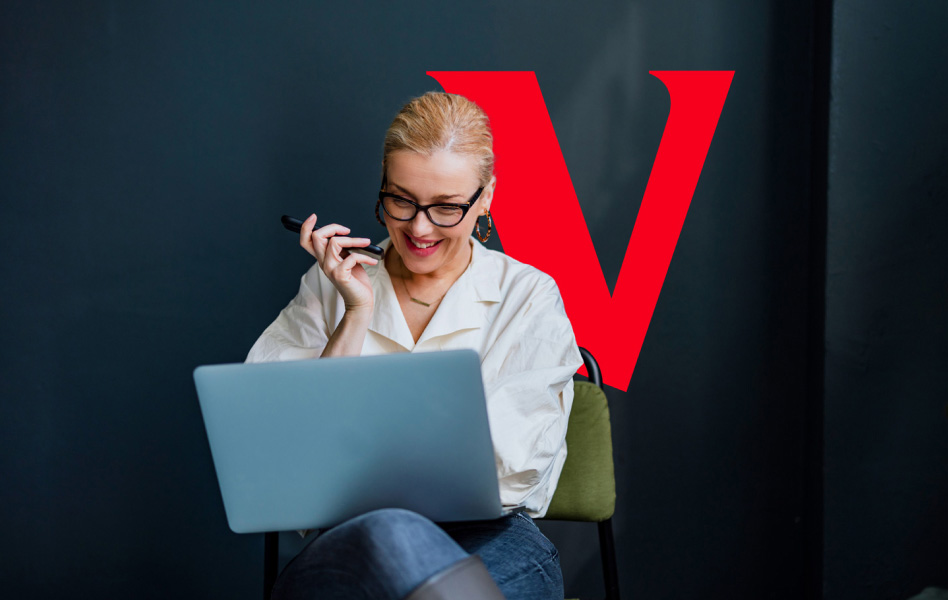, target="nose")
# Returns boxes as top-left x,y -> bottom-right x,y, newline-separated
408,208 -> 437,237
